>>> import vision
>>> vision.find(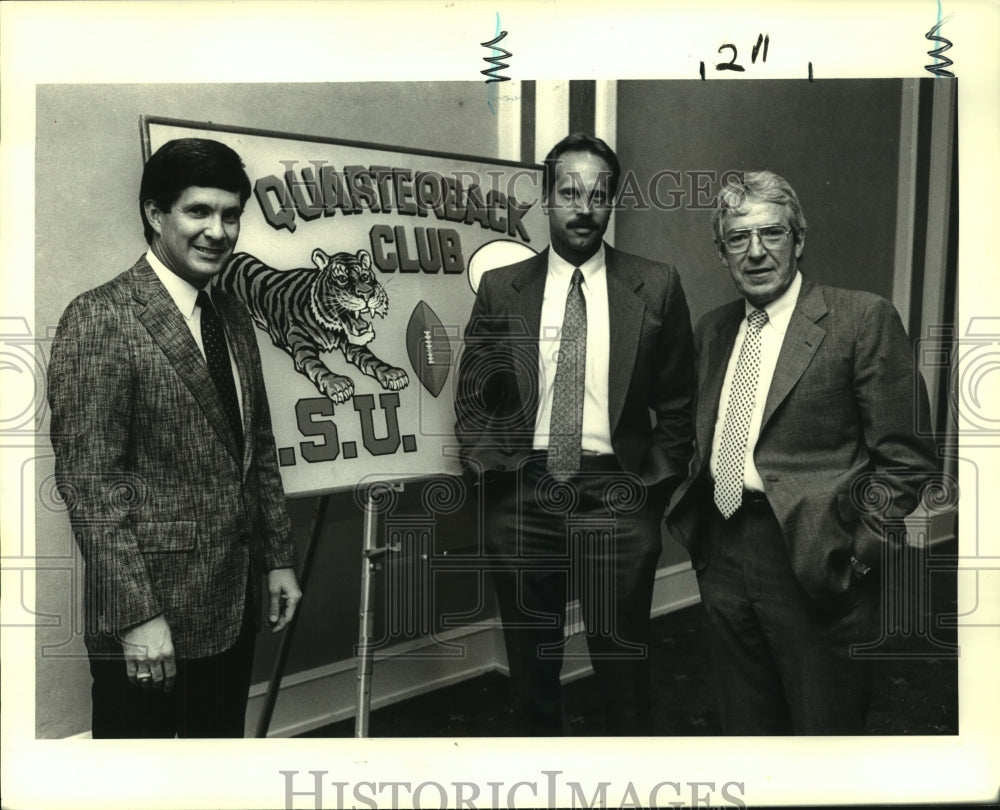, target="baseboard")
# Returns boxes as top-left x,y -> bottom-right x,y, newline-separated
248,561 -> 699,737
65,564 -> 699,739
246,618 -> 504,738
651,560 -> 702,618
910,508 -> 957,548
66,516 -> 959,739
